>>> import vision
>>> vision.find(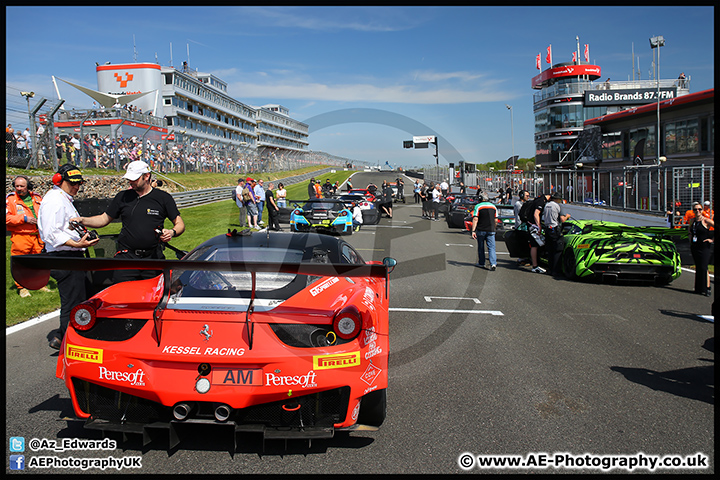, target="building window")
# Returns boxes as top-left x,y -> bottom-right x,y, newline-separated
665,123 -> 676,154
548,104 -> 583,130
602,132 -> 622,159
629,126 -> 655,159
